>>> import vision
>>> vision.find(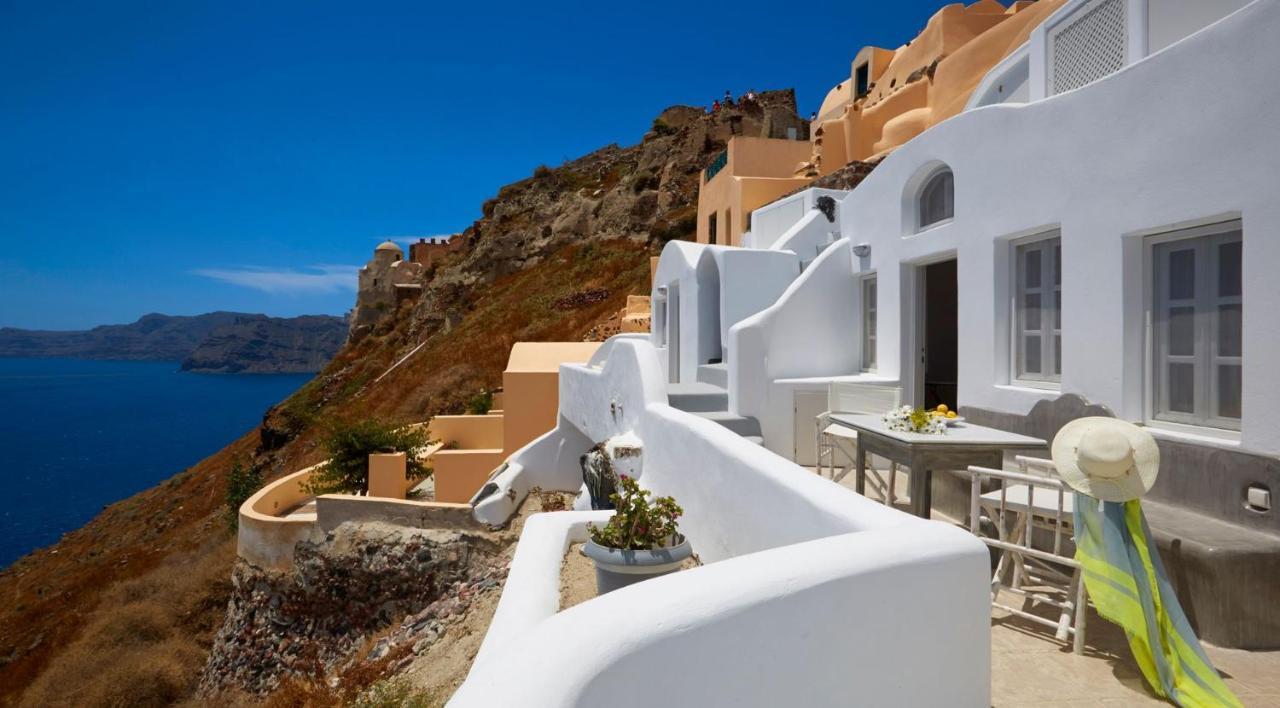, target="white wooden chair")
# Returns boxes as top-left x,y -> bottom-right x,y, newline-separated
967,457 -> 1088,654
815,383 -> 901,505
